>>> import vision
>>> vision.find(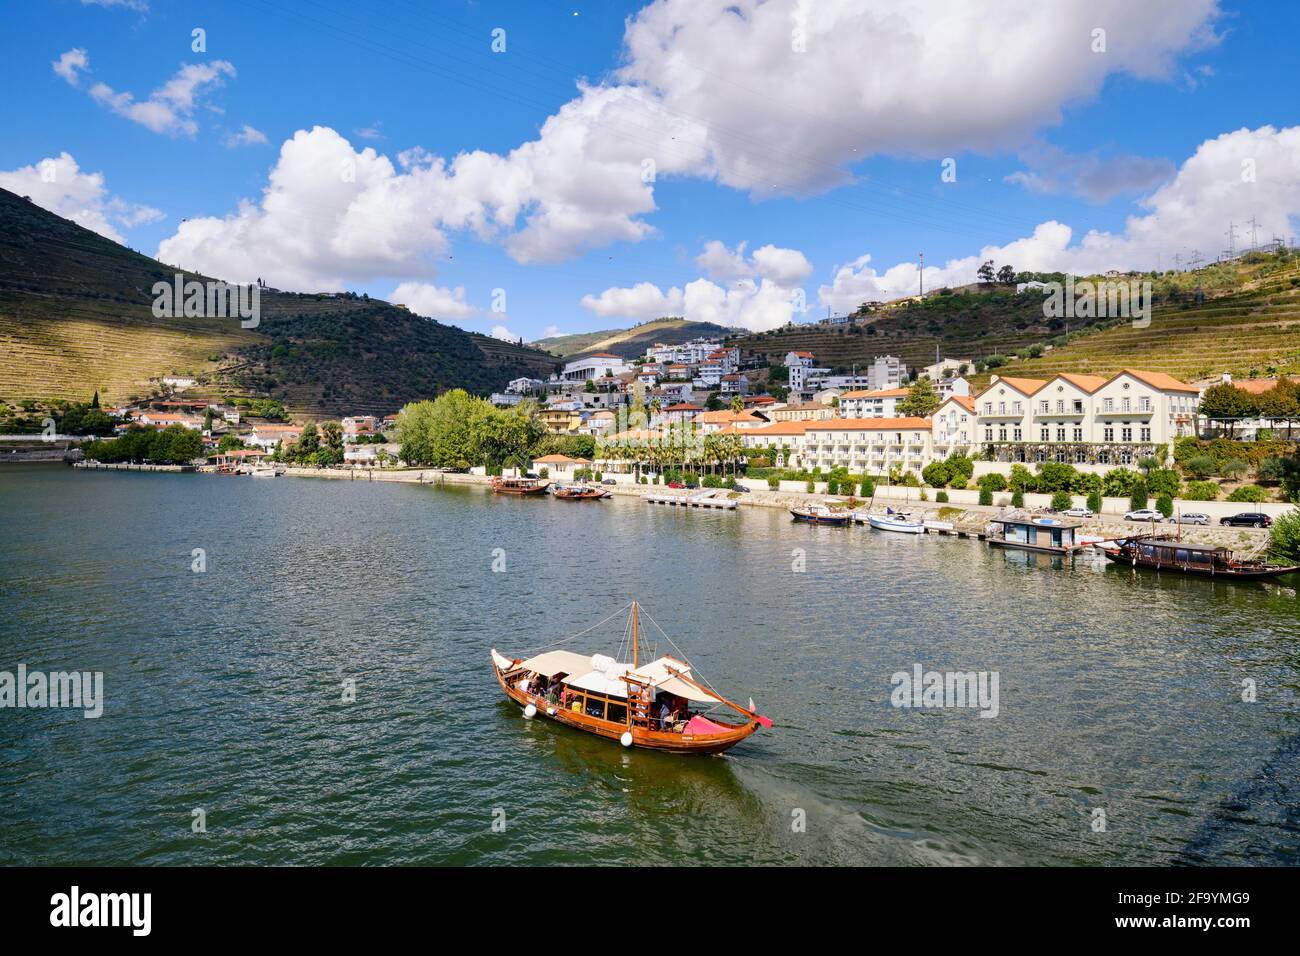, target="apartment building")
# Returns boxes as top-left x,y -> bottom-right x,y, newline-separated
838,387 -> 909,419
741,417 -> 933,475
